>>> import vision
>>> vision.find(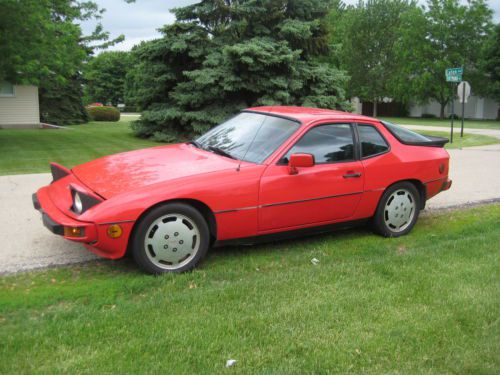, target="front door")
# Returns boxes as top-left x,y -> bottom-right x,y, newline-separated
258,123 -> 364,232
